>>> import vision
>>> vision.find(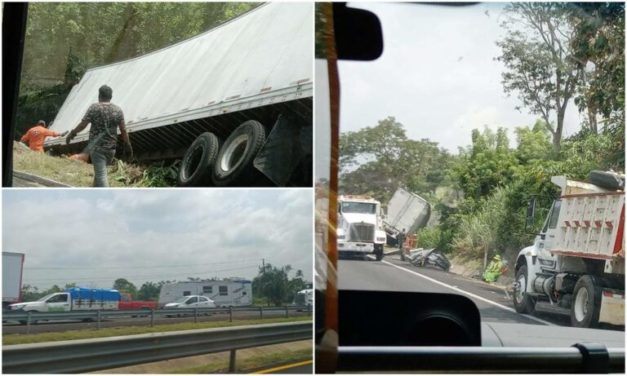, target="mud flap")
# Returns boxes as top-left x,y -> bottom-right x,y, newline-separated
598,289 -> 625,326
253,113 -> 311,186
